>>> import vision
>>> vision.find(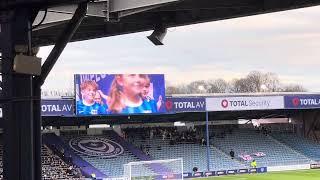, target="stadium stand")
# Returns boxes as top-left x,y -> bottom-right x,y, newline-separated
43,133 -> 106,178
60,131 -> 155,177
42,145 -> 85,180
0,137 -> 86,180
54,126 -> 316,177
124,127 -> 246,172
212,128 -> 312,167
1,125 -> 313,179
272,132 -> 320,161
